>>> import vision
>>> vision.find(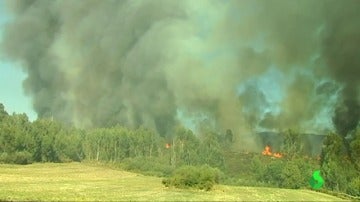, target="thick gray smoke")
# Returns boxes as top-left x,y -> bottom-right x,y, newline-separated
320,1 -> 360,137
1,0 -> 359,148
